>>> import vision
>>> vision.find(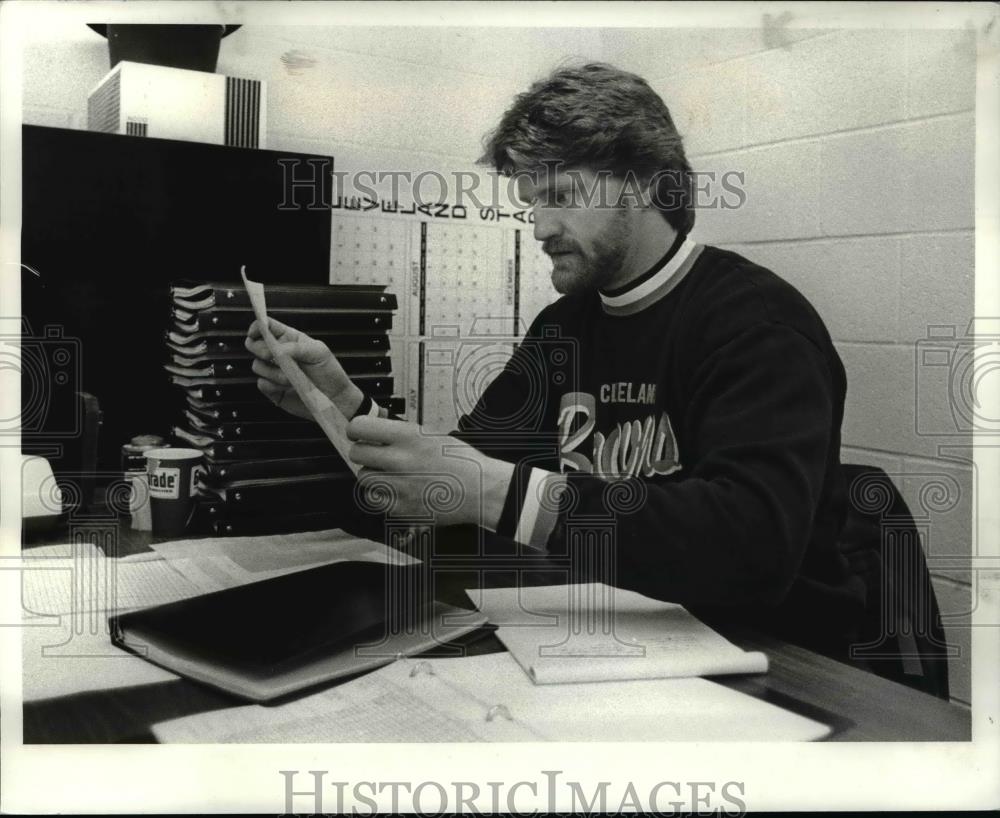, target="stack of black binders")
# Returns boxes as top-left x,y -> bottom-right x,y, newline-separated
165,280 -> 404,536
